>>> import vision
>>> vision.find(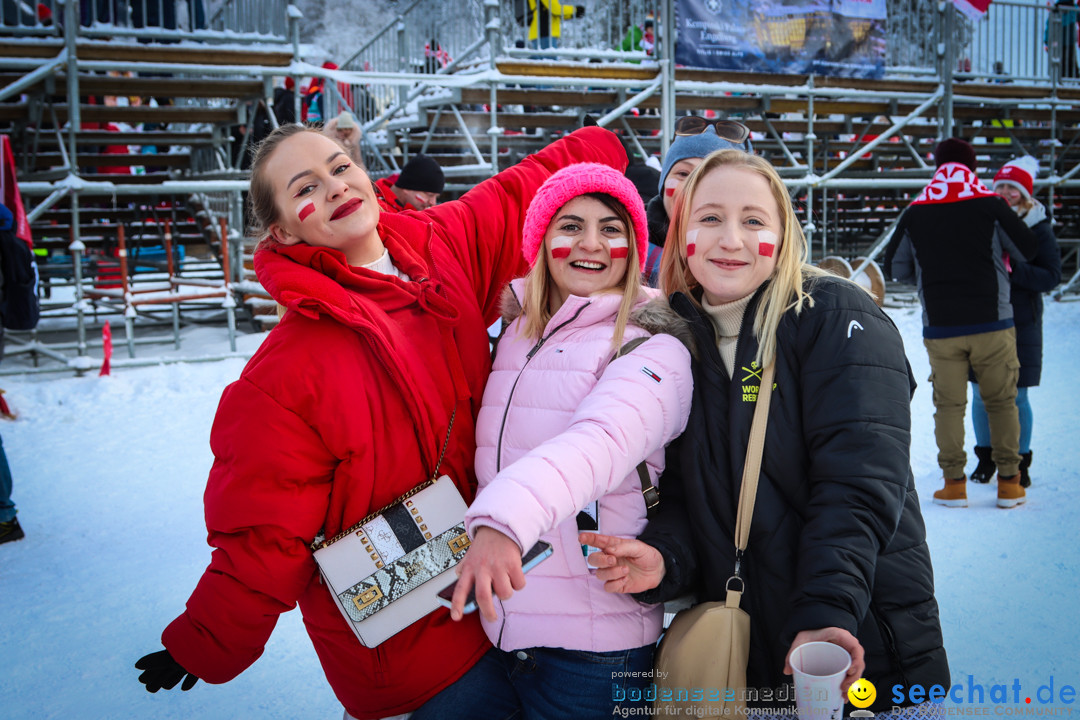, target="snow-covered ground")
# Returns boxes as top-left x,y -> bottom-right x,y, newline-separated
1,296 -> 1078,719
